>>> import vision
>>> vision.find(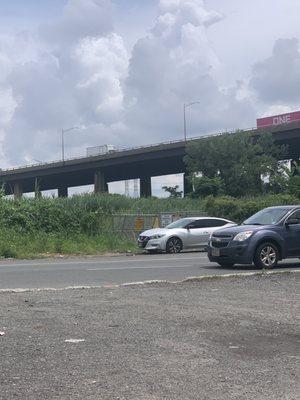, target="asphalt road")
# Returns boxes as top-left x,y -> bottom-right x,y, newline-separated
0,252 -> 299,290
